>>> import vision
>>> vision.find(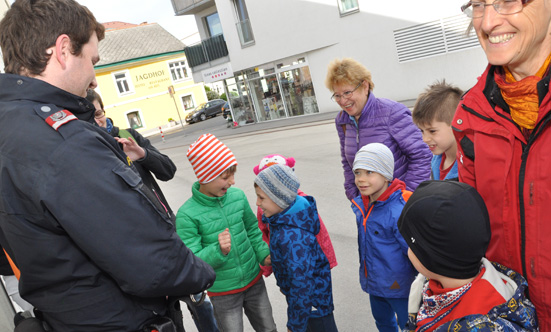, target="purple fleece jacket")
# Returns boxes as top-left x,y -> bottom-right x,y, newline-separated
335,92 -> 431,200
